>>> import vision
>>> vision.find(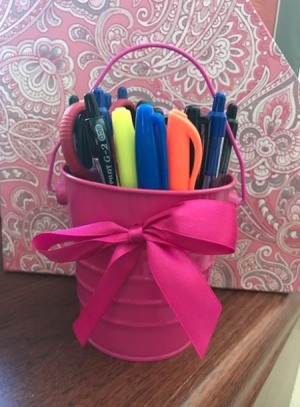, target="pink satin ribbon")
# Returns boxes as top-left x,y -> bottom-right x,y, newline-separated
32,199 -> 237,358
